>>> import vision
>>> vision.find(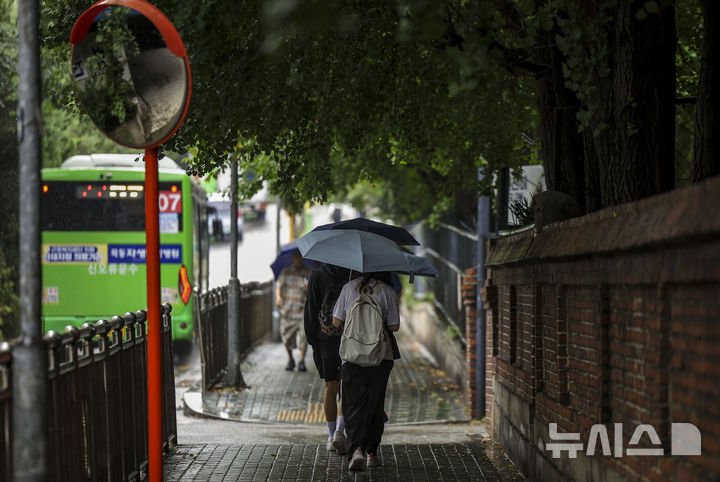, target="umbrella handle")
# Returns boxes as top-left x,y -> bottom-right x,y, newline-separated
409,274 -> 415,284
